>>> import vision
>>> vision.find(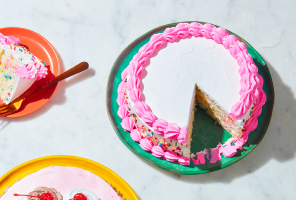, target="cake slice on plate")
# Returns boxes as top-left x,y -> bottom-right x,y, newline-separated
0,43 -> 48,104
